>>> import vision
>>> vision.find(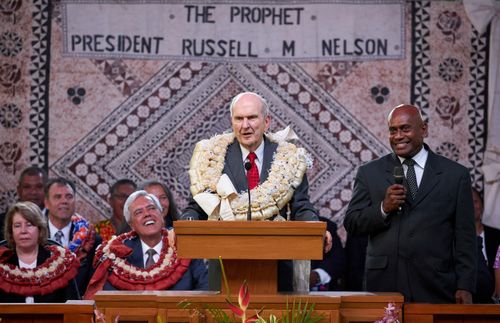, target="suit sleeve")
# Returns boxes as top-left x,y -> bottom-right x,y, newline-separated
190,259 -> 209,290
453,169 -> 477,293
289,174 -> 318,221
180,198 -> 208,221
343,166 -> 390,235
